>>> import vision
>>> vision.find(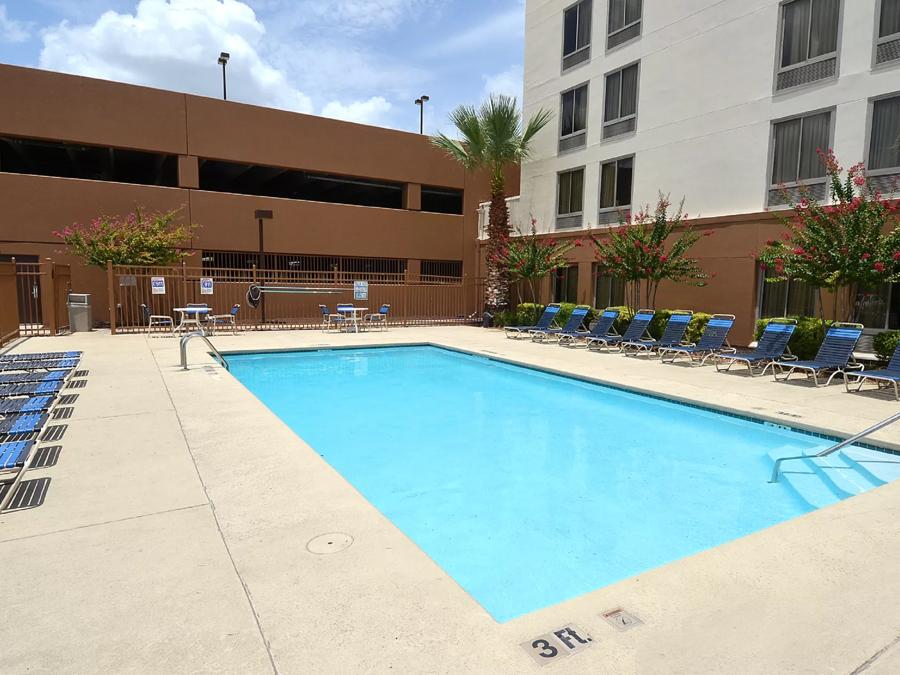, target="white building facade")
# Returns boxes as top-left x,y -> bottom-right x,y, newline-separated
520,0 -> 900,233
